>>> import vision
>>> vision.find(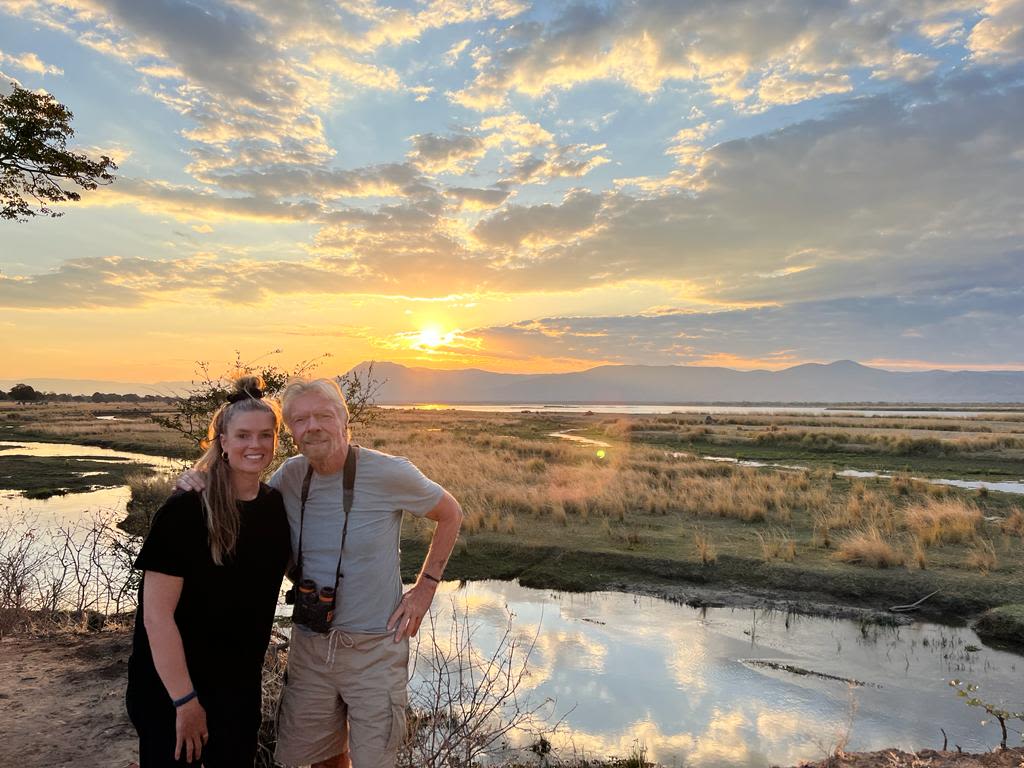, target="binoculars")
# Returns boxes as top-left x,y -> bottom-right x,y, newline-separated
285,578 -> 336,633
